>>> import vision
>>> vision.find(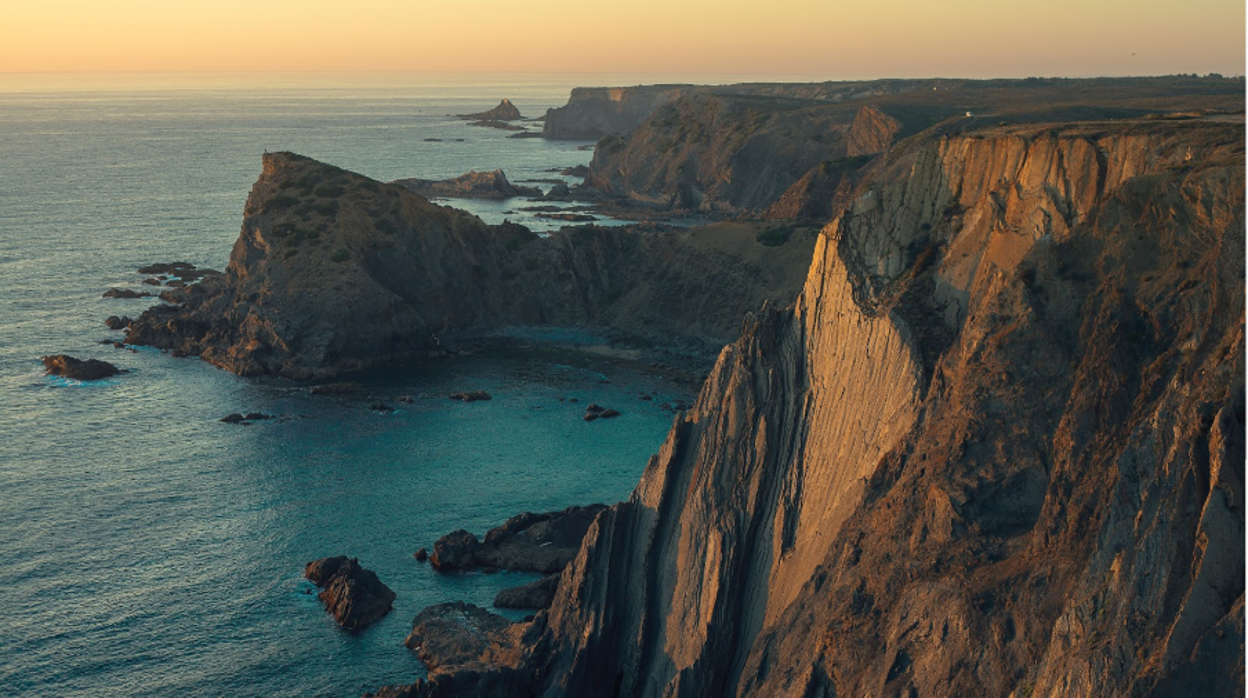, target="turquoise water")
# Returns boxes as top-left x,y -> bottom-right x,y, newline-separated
0,75 -> 692,696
